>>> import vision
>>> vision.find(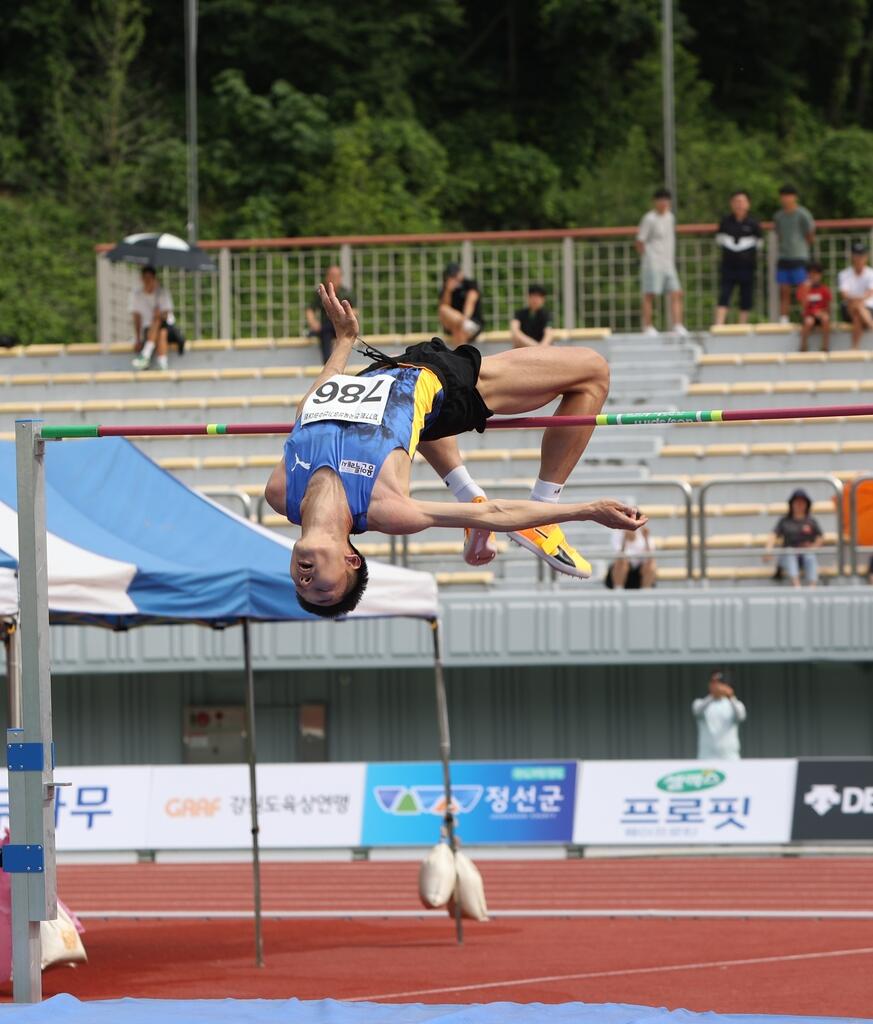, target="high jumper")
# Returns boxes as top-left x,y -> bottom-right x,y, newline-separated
264,282 -> 647,616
